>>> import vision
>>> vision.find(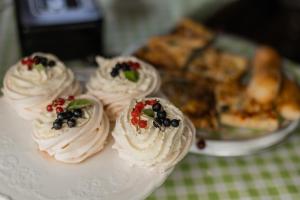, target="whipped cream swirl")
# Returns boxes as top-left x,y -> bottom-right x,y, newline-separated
86,56 -> 161,120
112,98 -> 194,172
2,53 -> 81,120
32,95 -> 110,163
